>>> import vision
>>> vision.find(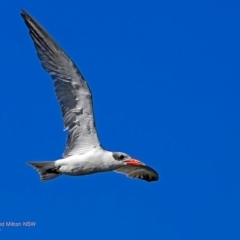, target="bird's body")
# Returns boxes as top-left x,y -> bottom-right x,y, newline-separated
21,10 -> 159,182
55,149 -> 124,176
